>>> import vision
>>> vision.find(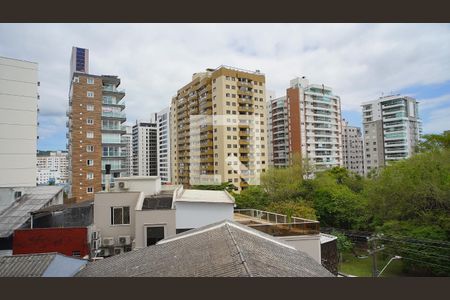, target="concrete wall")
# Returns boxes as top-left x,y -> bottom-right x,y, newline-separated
114,177 -> 161,195
278,234 -> 322,263
134,209 -> 176,248
175,202 -> 234,229
93,192 -> 141,245
0,57 -> 38,188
